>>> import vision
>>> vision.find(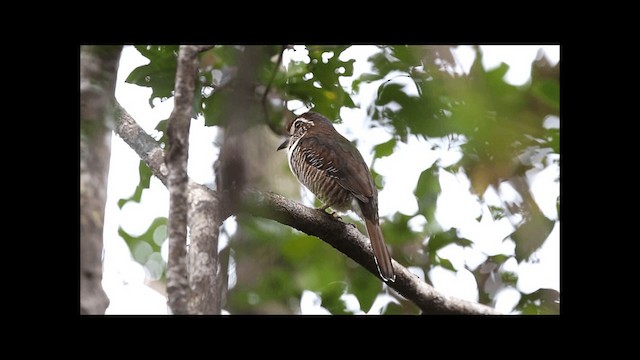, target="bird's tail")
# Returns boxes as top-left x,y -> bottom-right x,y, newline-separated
364,218 -> 396,282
